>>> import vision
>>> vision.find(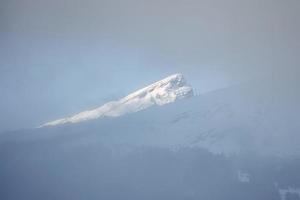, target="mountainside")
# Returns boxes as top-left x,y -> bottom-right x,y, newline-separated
41,73 -> 193,127
3,77 -> 299,156
1,77 -> 299,200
